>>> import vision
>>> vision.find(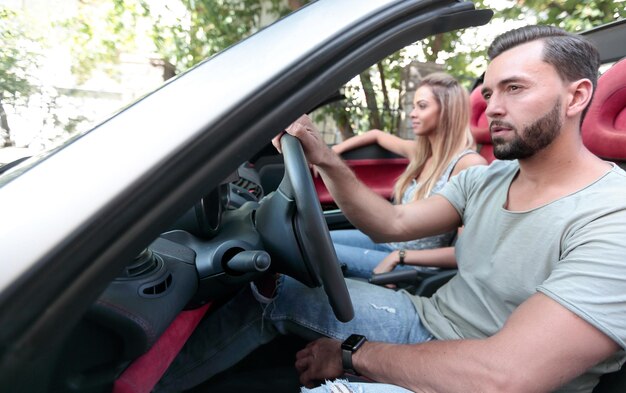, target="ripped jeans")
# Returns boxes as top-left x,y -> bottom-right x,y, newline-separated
155,276 -> 434,393
301,379 -> 413,393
